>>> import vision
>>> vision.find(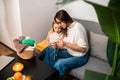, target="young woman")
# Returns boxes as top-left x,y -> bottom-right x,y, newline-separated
38,10 -> 89,80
